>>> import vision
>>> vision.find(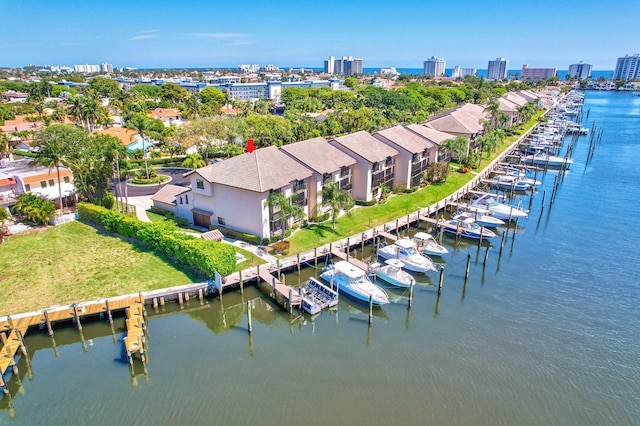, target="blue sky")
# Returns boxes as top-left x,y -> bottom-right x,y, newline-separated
2,0 -> 638,70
